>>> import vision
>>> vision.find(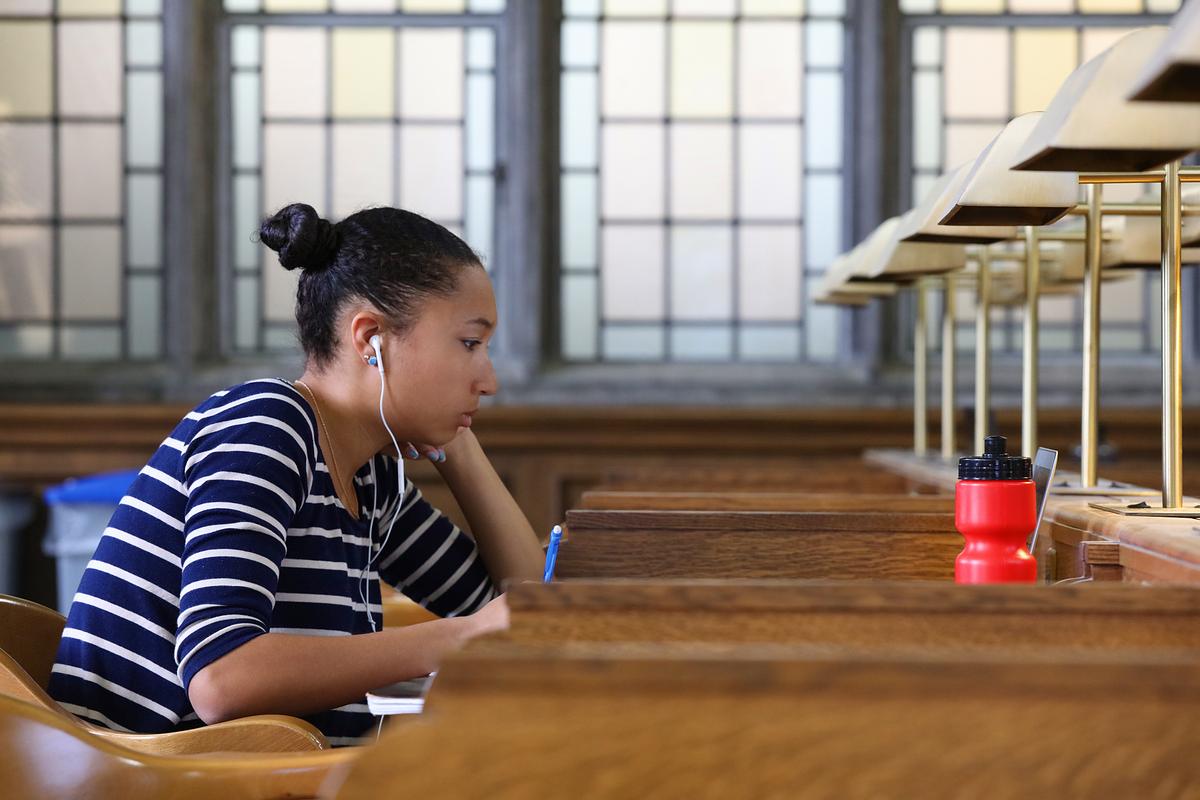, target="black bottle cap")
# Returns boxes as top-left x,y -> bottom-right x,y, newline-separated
958,435 -> 1031,481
